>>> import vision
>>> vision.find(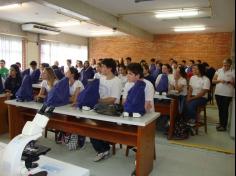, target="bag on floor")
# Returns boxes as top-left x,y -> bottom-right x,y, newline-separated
173,118 -> 191,139
64,133 -> 79,151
